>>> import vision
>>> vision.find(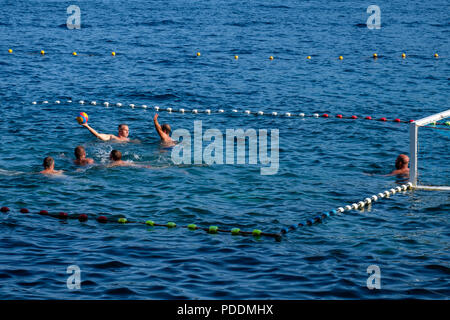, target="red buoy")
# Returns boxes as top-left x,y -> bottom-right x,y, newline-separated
336,114 -> 343,118
322,114 -> 329,118
1,207 -> 10,213
380,117 -> 387,121
97,216 -> 108,223
394,118 -> 401,122
59,212 -> 68,219
20,208 -> 29,213
365,116 -> 372,120
409,119 -> 414,122
39,210 -> 49,215
351,115 -> 358,119
78,214 -> 88,222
